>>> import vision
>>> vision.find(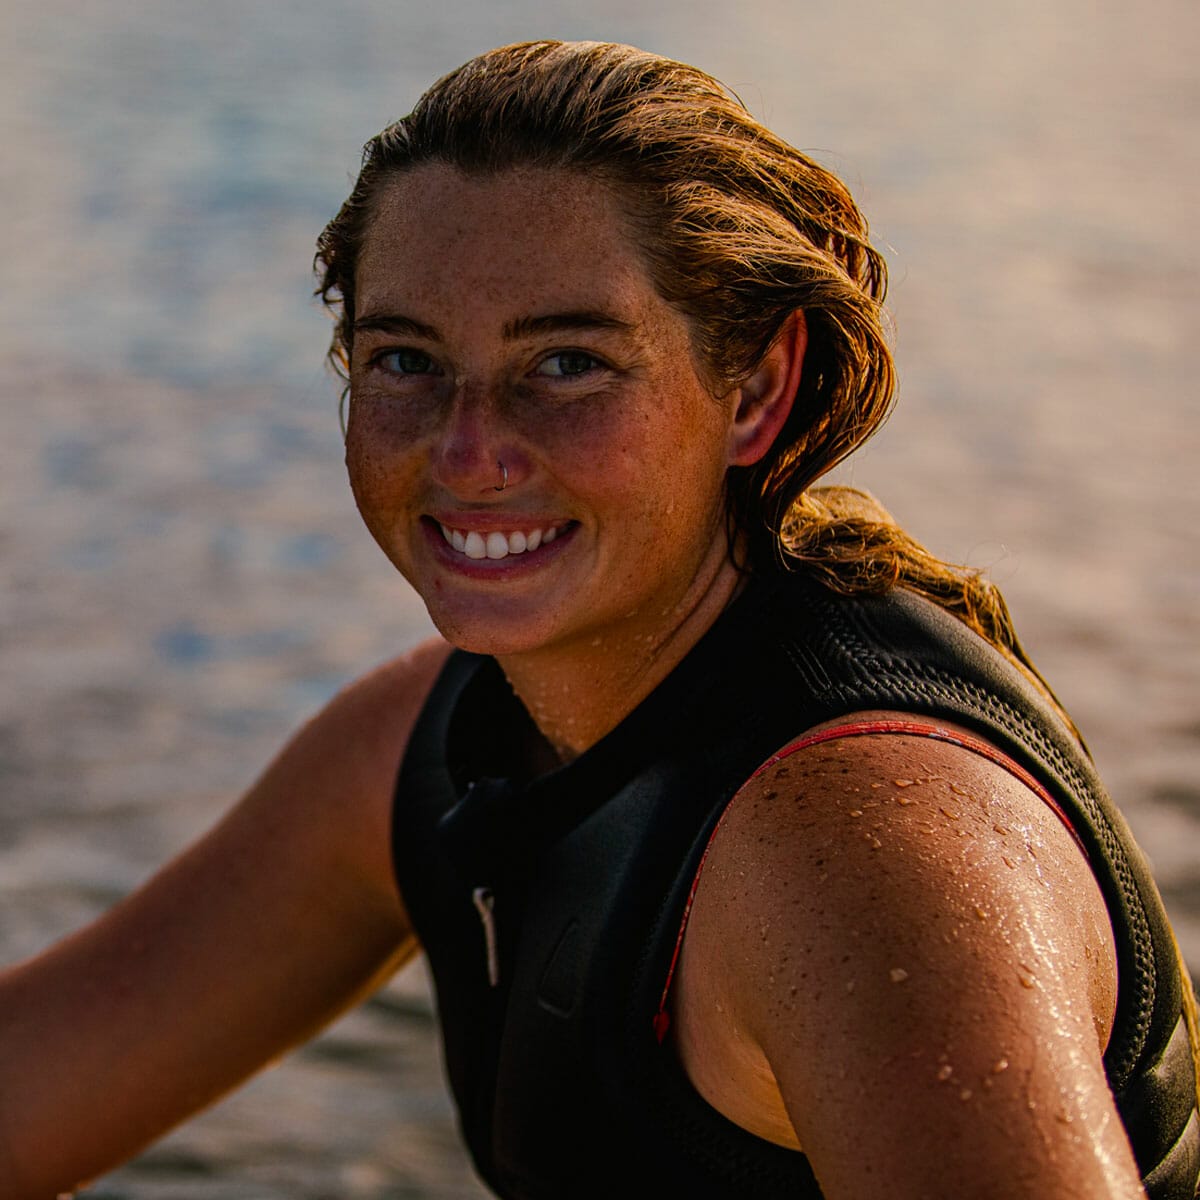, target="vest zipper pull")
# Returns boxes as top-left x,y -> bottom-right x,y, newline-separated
472,886 -> 500,987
